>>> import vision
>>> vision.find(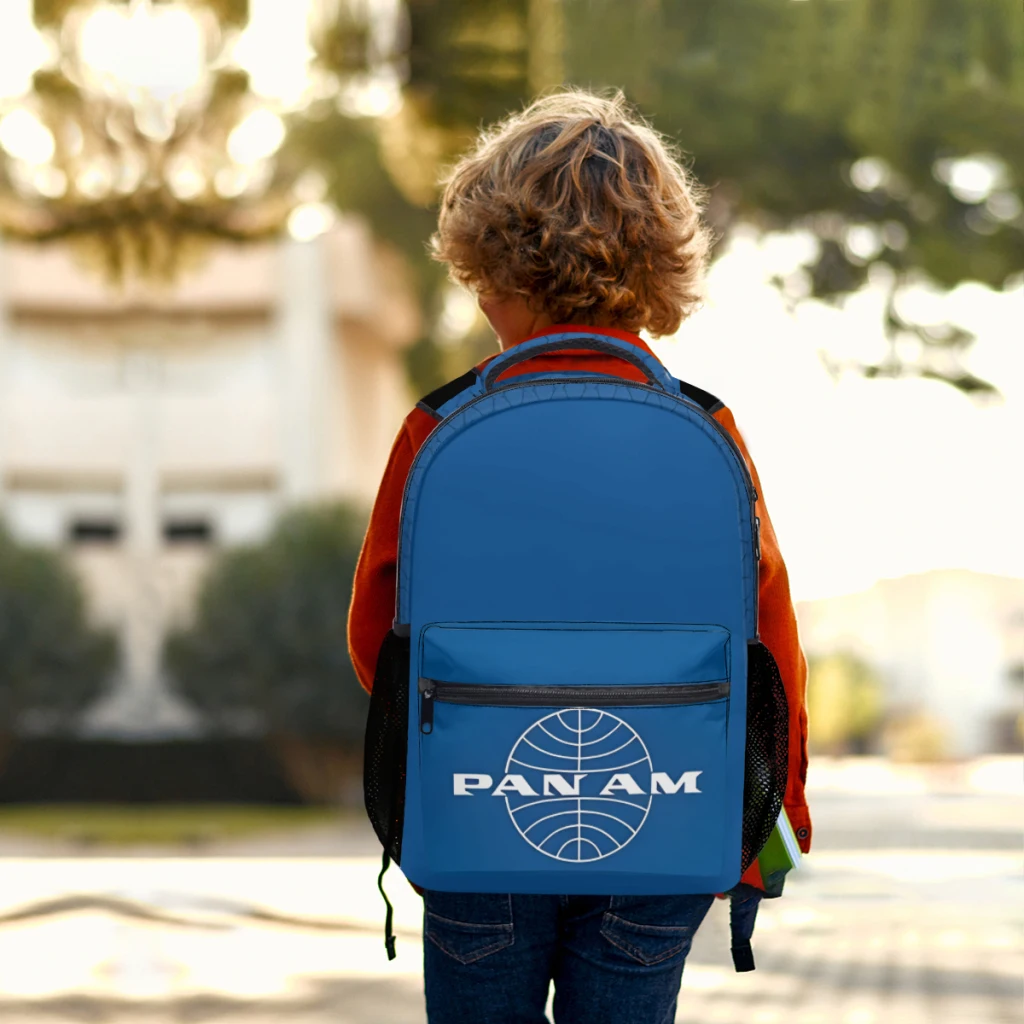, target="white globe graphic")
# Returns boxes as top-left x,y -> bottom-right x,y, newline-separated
504,708 -> 653,863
